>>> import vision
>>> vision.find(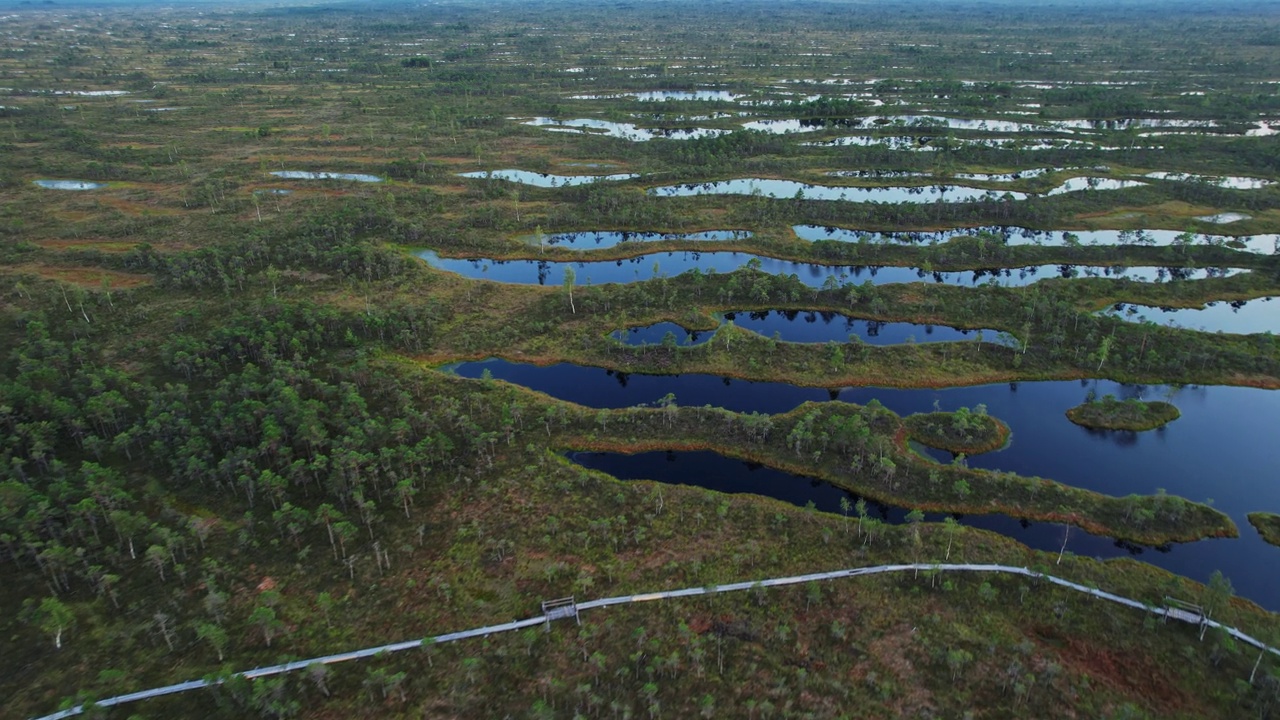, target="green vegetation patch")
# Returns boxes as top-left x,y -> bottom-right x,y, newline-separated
539,395 -> 1233,546
1066,396 -> 1181,431
904,406 -> 1011,455
1248,512 -> 1280,547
